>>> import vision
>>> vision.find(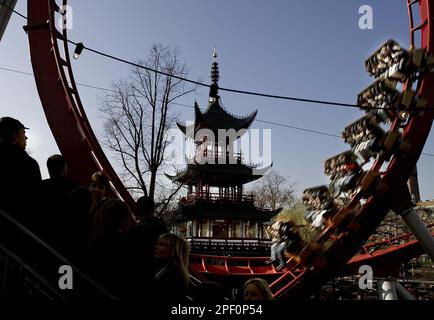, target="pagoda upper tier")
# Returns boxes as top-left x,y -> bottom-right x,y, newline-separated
166,162 -> 272,186
176,49 -> 257,140
176,101 -> 257,140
